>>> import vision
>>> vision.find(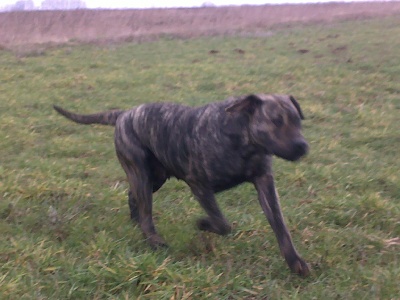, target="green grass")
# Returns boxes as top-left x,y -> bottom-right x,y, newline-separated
1,17 -> 400,299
